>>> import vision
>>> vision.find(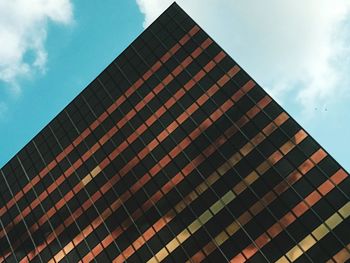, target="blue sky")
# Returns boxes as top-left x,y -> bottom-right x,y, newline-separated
0,0 -> 349,172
